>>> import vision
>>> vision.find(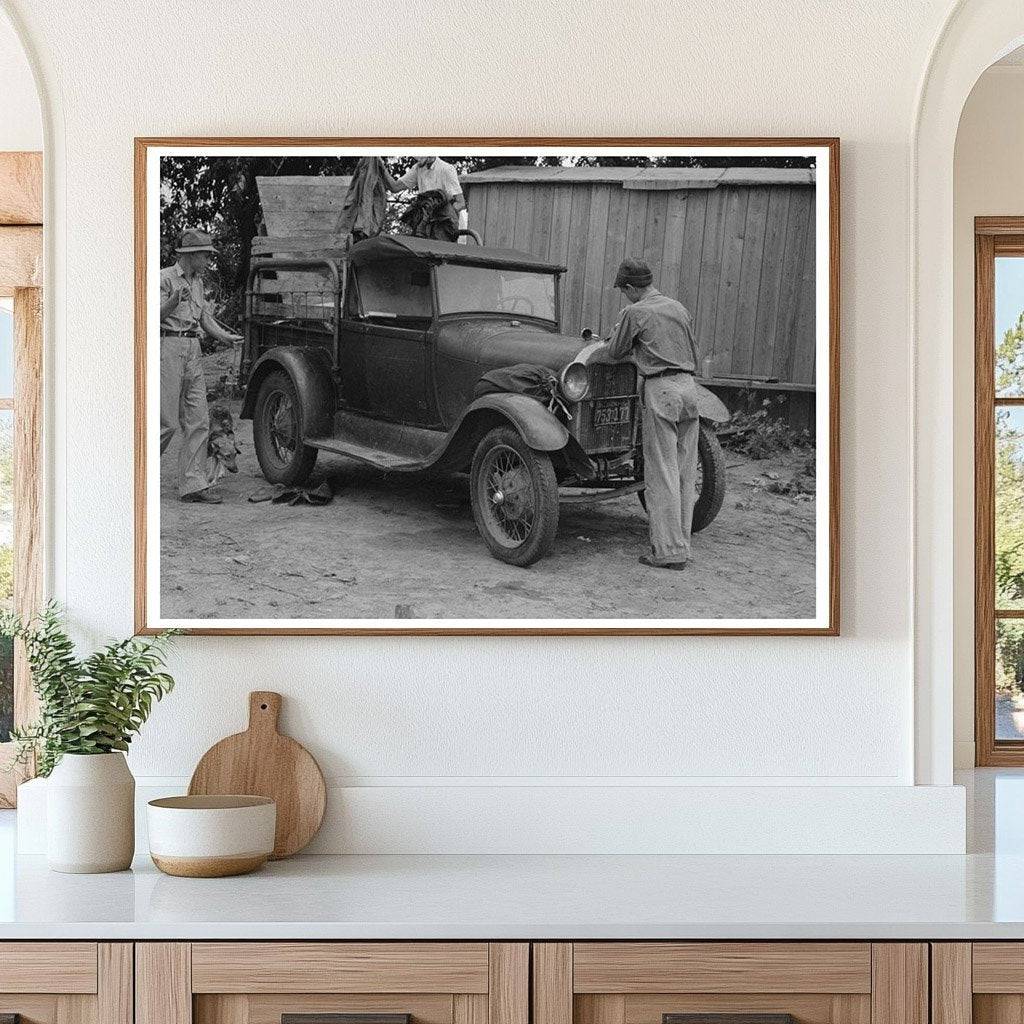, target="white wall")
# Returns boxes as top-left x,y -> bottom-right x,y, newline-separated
952,64 -> 1024,768
0,0 -> 973,851
0,7 -> 40,151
